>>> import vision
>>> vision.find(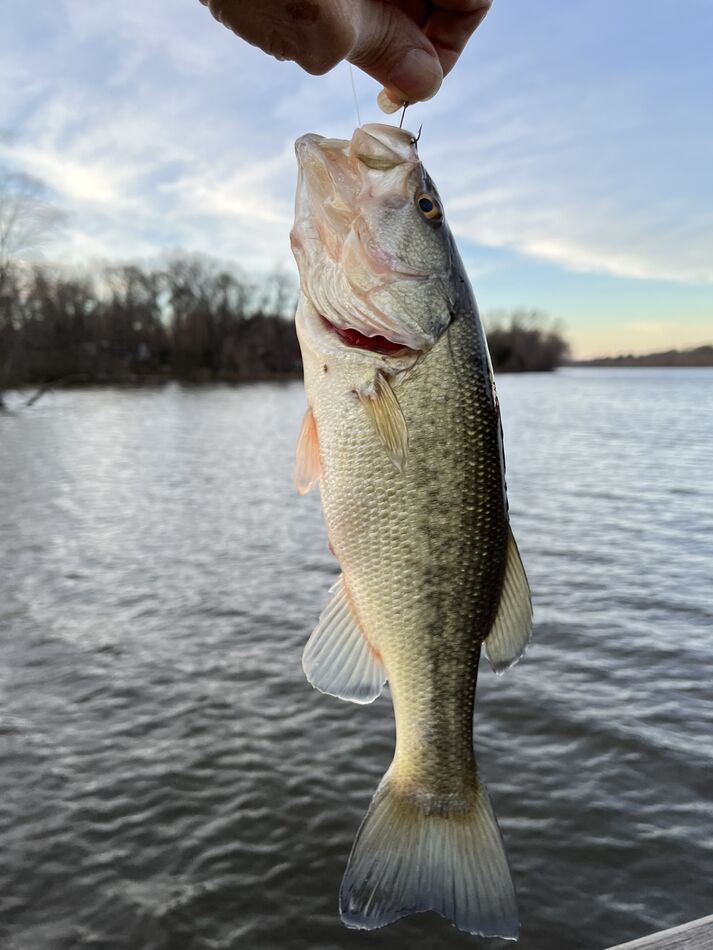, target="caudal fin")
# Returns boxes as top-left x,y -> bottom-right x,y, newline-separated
339,770 -> 518,938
